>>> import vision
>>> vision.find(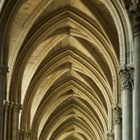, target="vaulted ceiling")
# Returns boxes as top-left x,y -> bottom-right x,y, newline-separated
0,0 -> 132,139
